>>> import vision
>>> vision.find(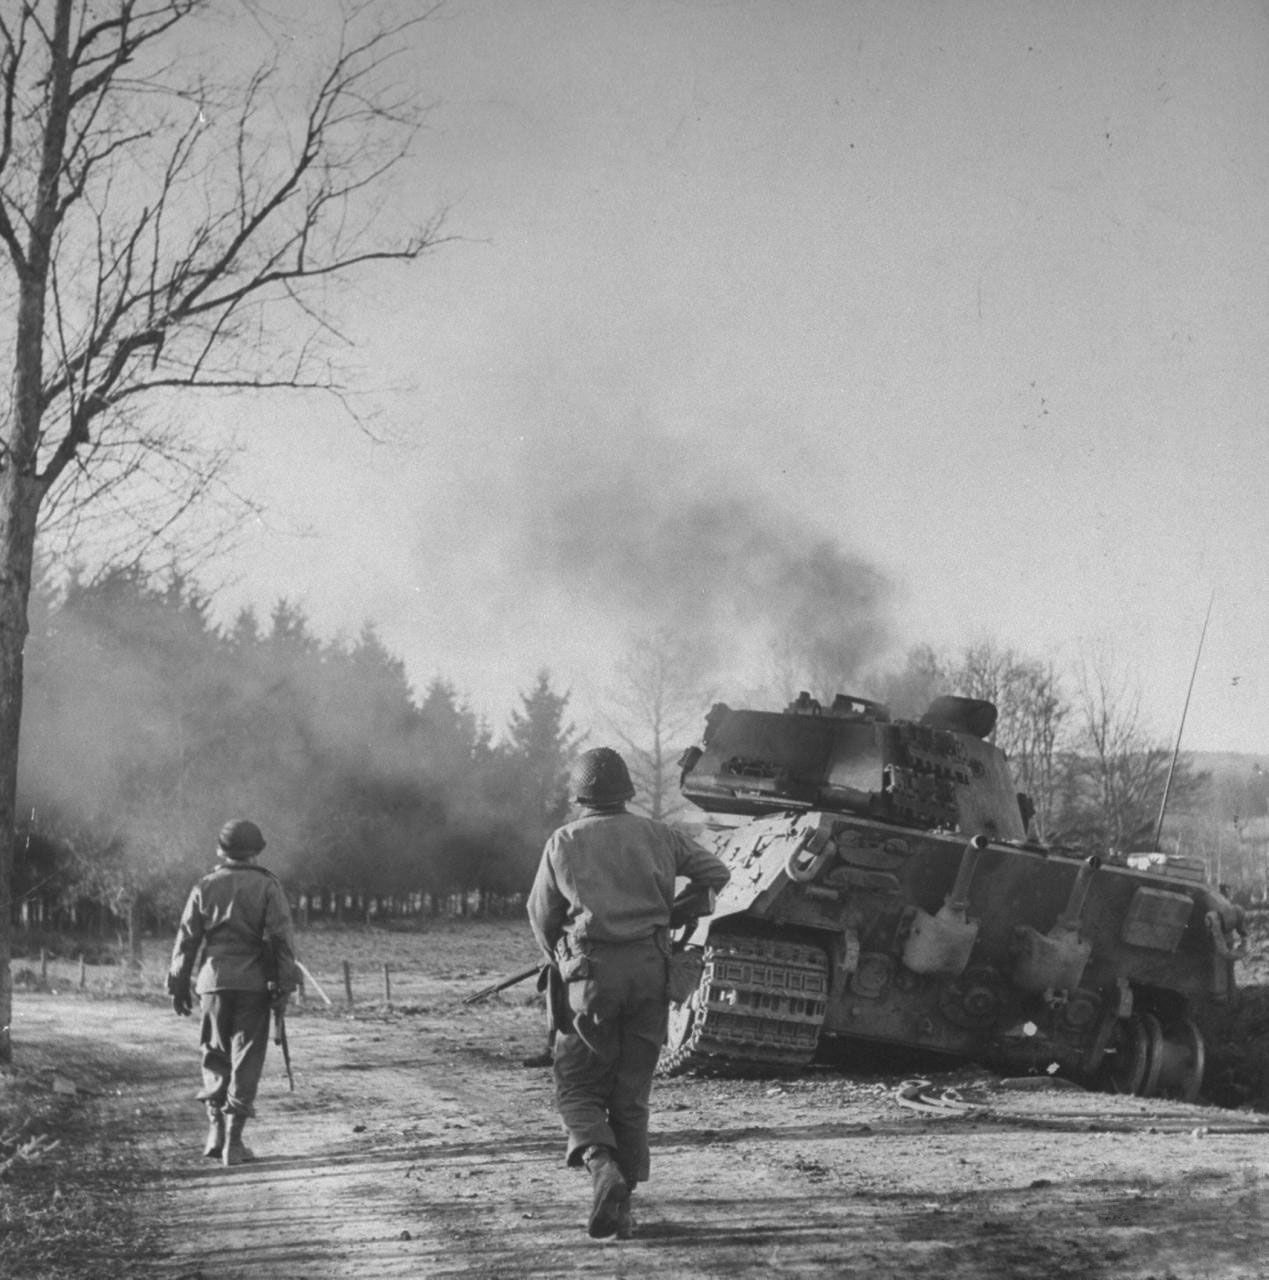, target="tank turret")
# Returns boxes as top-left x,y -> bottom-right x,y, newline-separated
661,693 -> 1244,1103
